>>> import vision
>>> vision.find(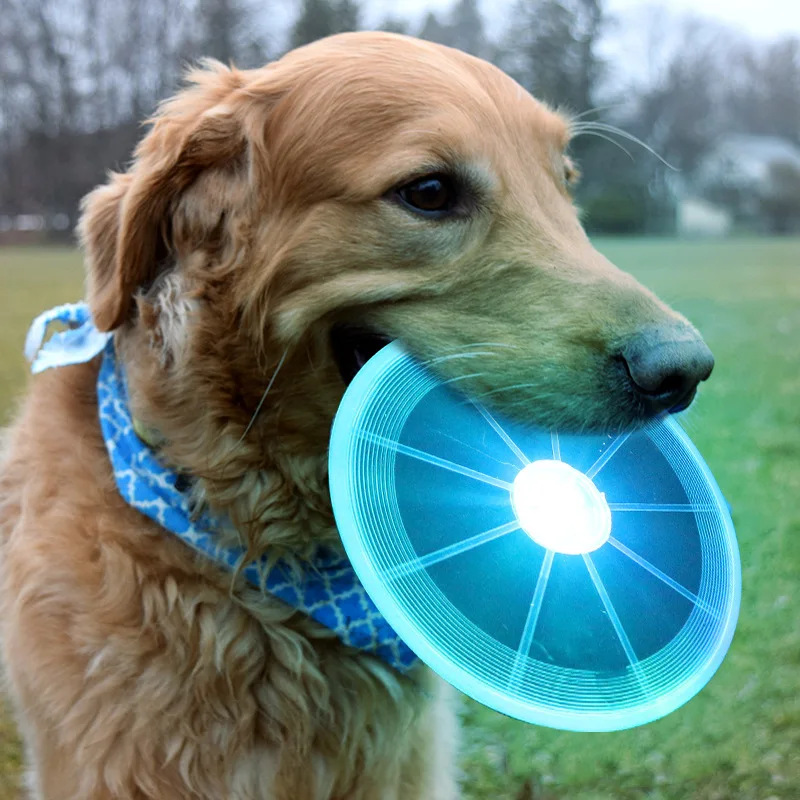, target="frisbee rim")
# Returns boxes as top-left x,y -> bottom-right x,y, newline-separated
329,340 -> 741,732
